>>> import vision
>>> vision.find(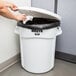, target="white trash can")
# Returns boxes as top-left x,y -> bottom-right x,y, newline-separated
15,7 -> 62,73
